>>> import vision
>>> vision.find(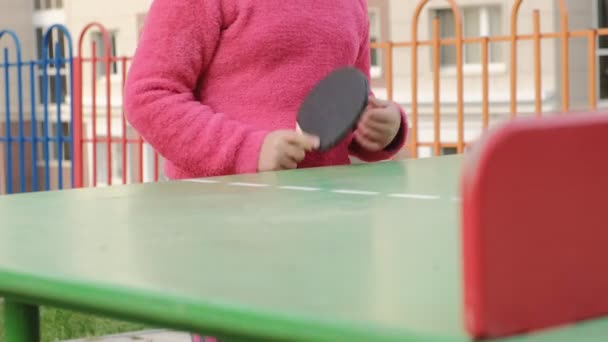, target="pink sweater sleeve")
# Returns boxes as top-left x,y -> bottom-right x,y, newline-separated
124,0 -> 268,177
349,13 -> 408,162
